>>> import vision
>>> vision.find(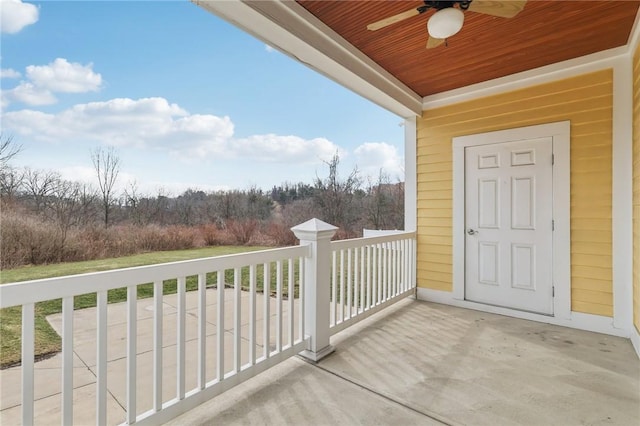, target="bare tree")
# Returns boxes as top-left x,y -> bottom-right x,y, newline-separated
366,169 -> 390,230
23,168 -> 61,214
76,183 -> 99,226
0,166 -> 23,205
313,152 -> 361,230
124,180 -> 145,225
364,170 -> 405,230
91,147 -> 121,227
45,179 -> 85,258
0,134 -> 23,206
0,133 -> 22,171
